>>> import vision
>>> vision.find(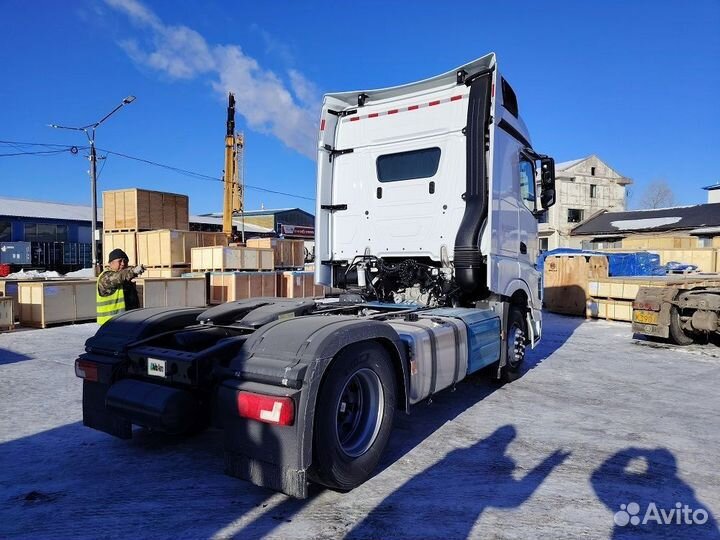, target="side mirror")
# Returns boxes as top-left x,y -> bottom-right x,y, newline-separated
541,188 -> 556,209
539,157 -> 556,209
